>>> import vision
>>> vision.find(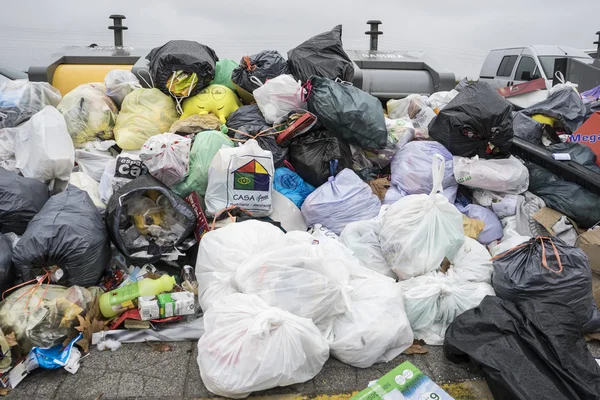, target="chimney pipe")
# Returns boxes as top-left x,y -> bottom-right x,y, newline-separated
108,15 -> 128,47
595,30 -> 600,61
365,20 -> 383,52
